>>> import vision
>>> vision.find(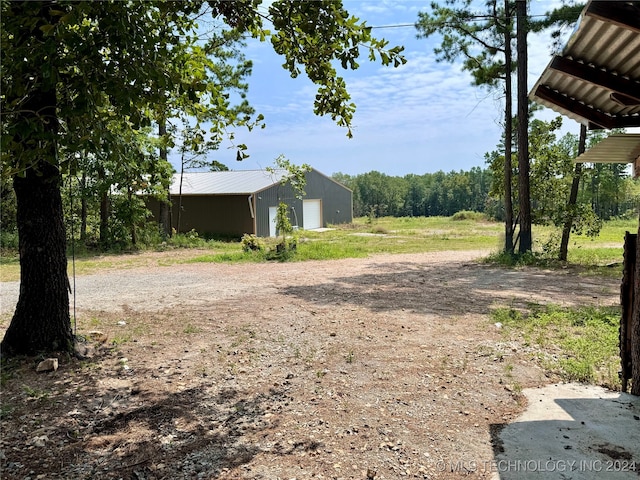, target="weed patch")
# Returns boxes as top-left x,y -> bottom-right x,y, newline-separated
492,304 -> 621,388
